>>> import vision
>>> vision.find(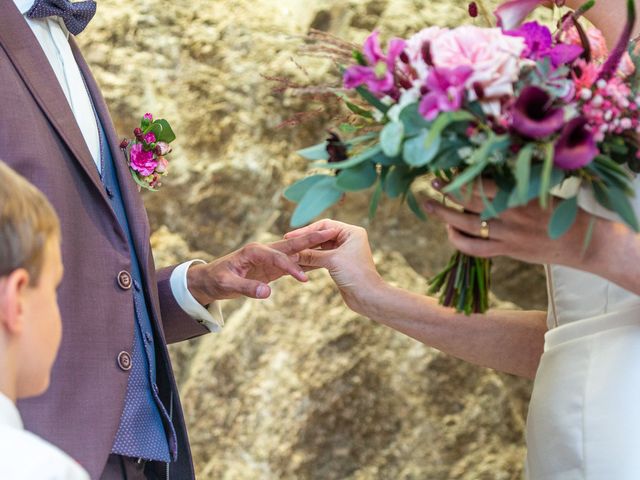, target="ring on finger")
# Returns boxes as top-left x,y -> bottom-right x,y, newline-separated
479,220 -> 490,240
